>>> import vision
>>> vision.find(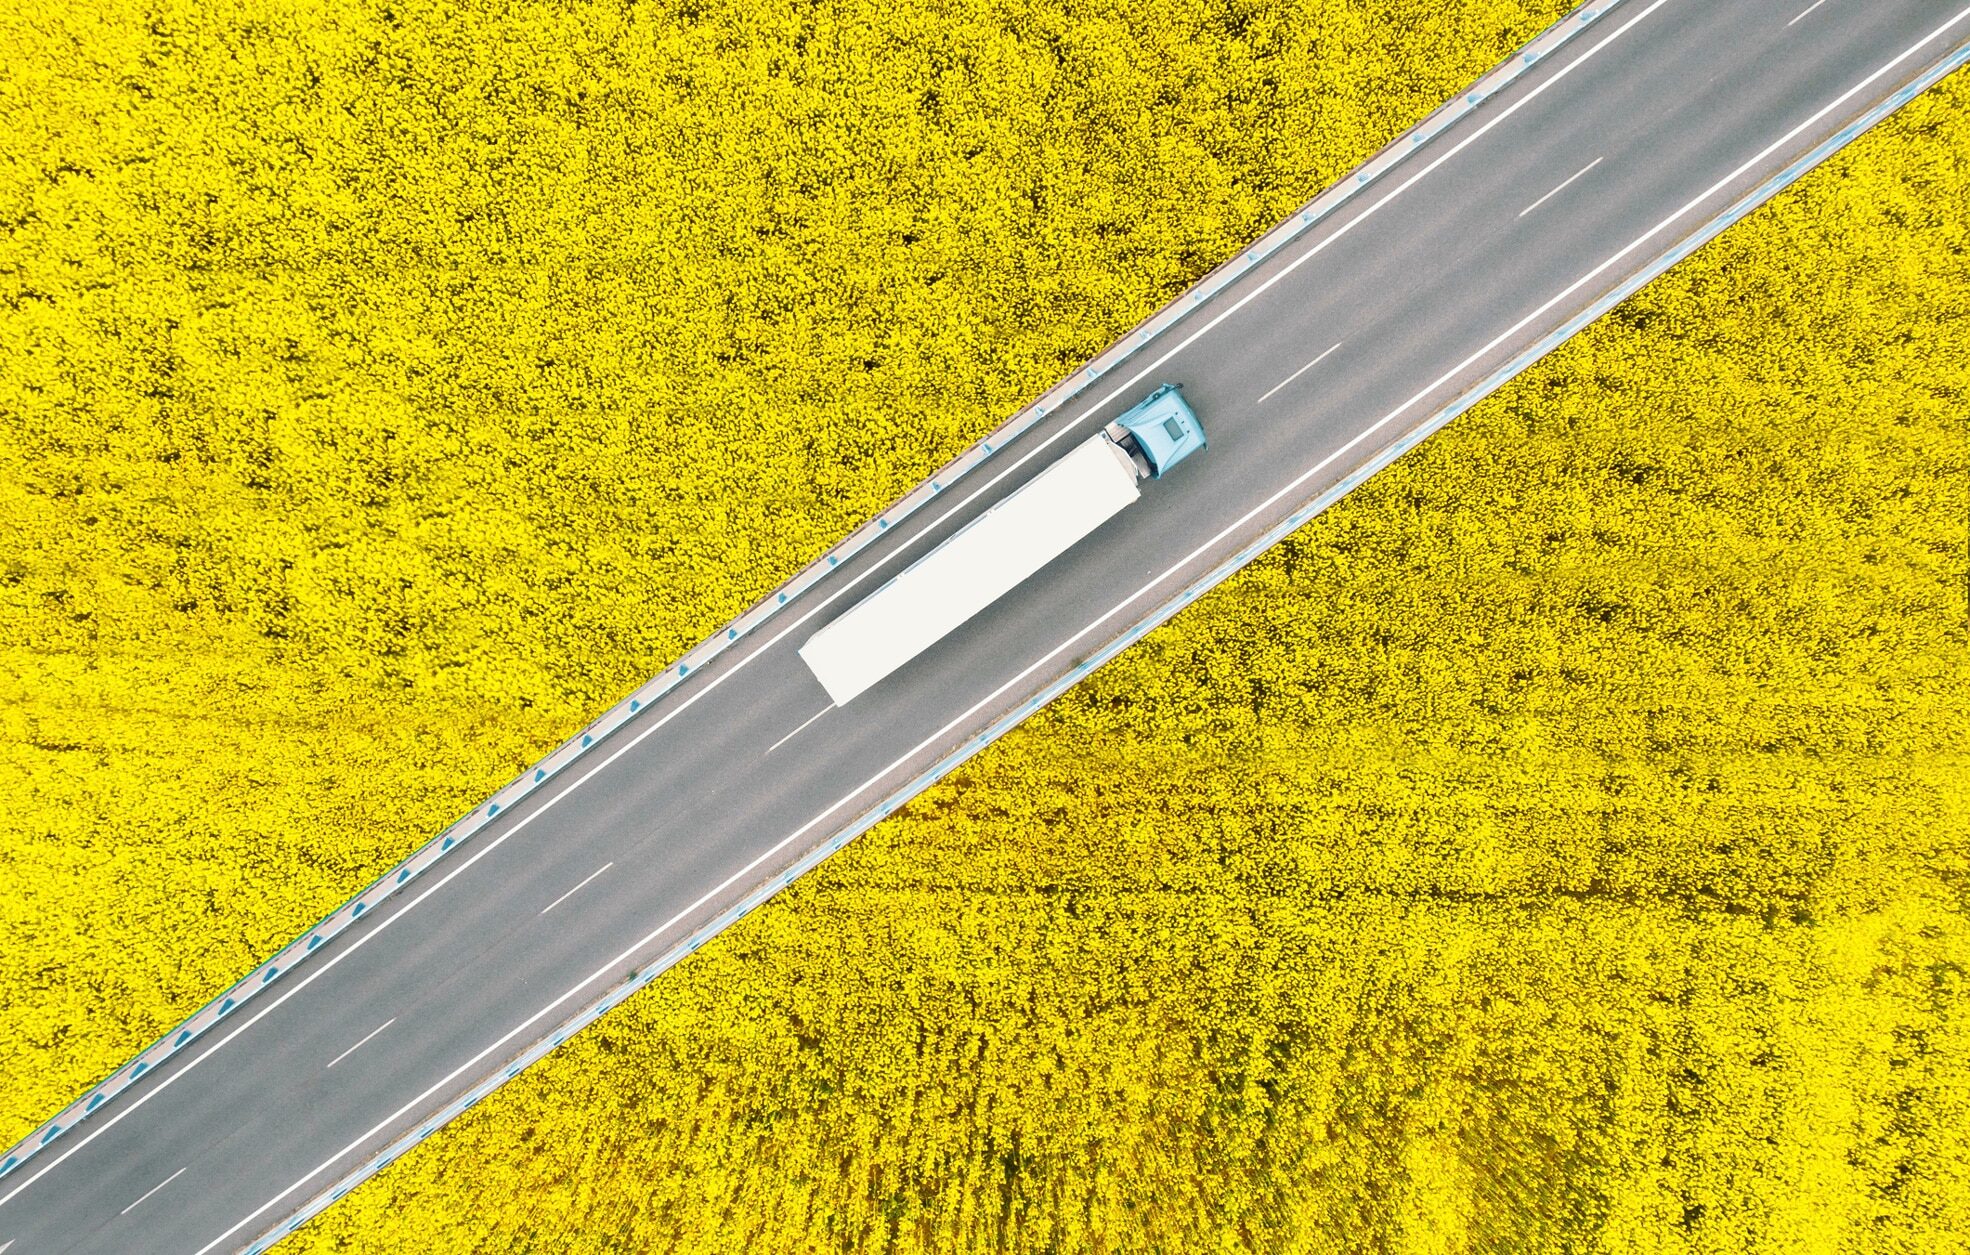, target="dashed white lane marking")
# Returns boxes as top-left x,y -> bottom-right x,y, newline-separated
1257,342 -> 1344,405
765,707 -> 831,755
324,1019 -> 397,1071
1790,0 -> 1830,26
118,1167 -> 186,1216
538,864 -> 614,917
1519,156 -> 1605,217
